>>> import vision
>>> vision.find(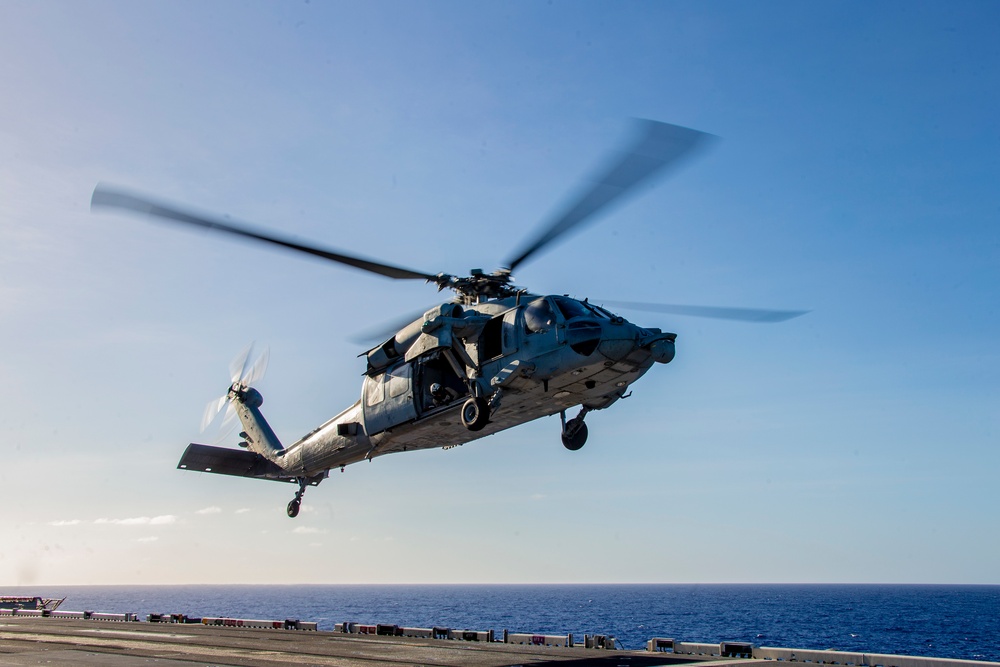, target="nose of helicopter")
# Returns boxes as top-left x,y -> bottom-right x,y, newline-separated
596,320 -> 644,361
565,319 -> 604,356
565,317 -> 644,361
